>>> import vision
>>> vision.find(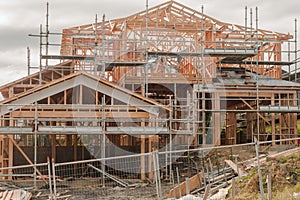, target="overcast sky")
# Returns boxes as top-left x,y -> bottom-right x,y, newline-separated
0,0 -> 299,86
